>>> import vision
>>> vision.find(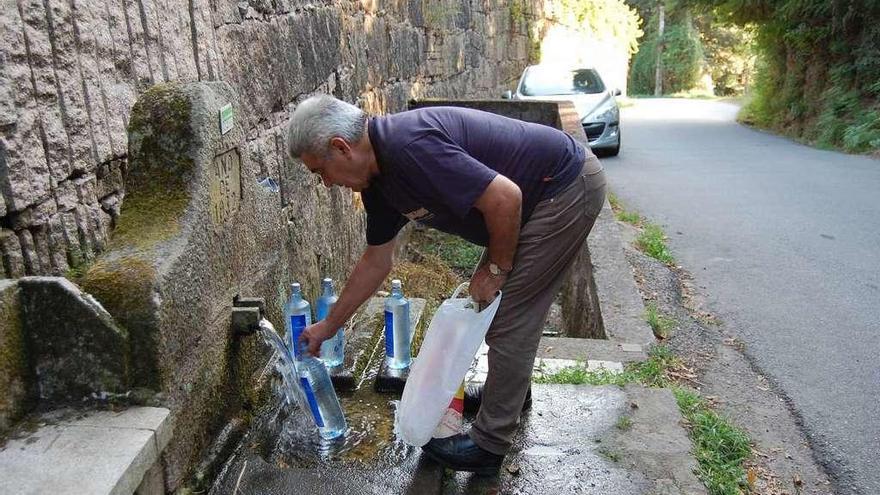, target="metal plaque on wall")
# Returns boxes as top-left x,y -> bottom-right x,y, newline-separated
210,148 -> 242,225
